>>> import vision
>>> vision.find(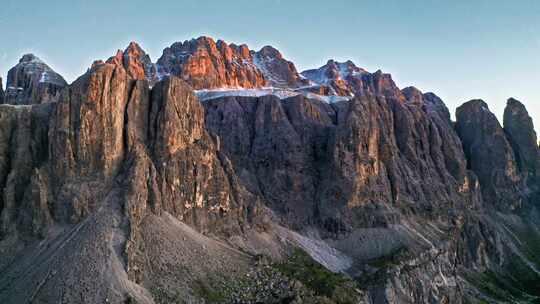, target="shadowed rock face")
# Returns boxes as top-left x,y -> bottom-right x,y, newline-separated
203,89 -> 479,232
0,78 -> 4,103
4,54 -> 67,105
0,40 -> 539,304
456,99 -> 524,211
204,94 -> 336,227
504,98 -> 540,185
202,86 -> 539,303
317,92 -> 477,230
0,103 -> 53,238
